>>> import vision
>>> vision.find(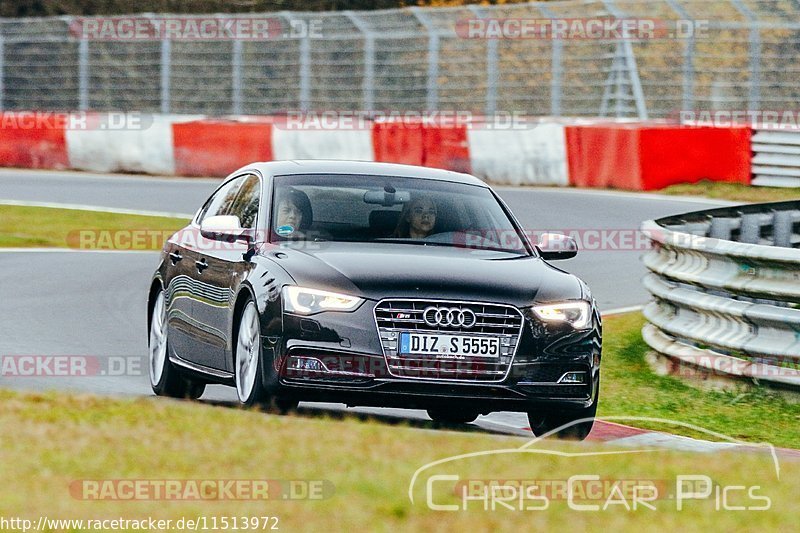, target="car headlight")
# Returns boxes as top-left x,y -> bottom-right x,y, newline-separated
532,301 -> 592,329
282,286 -> 363,315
